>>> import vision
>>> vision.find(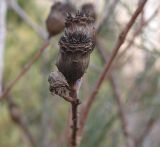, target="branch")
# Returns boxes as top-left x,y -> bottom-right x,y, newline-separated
7,96 -> 36,147
117,6 -> 159,60
0,40 -> 50,100
109,75 -> 134,147
51,110 -> 72,147
78,0 -> 148,142
96,35 -> 132,147
96,38 -> 132,147
135,118 -> 157,147
0,0 -> 52,99
70,87 -> 79,147
0,0 -> 7,94
6,0 -> 47,39
96,0 -> 120,32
